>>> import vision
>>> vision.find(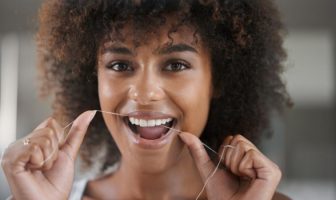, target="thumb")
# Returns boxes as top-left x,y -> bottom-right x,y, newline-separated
179,132 -> 216,181
60,110 -> 96,161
